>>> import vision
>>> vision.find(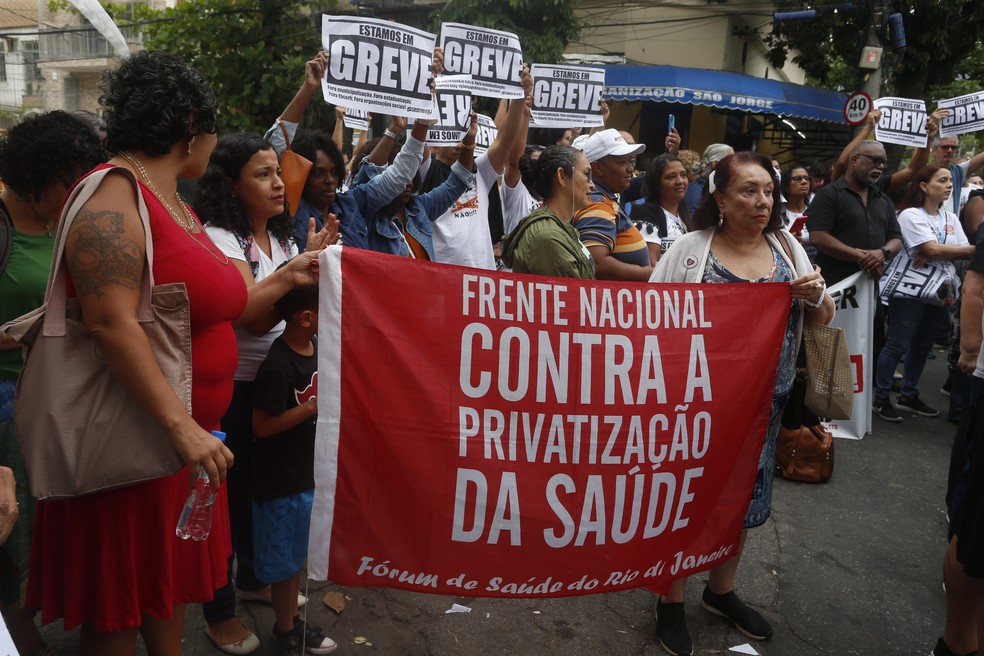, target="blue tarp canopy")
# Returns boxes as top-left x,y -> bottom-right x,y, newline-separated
603,64 -> 849,124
